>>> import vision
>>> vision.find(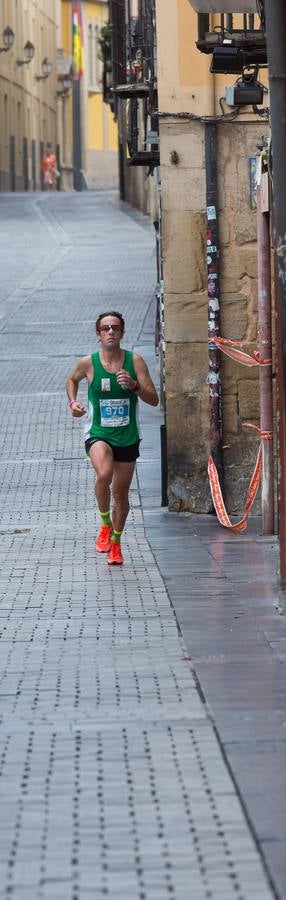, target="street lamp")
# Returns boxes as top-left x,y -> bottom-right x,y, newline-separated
16,41 -> 35,68
34,57 -> 52,81
0,26 -> 14,53
62,74 -> 72,92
